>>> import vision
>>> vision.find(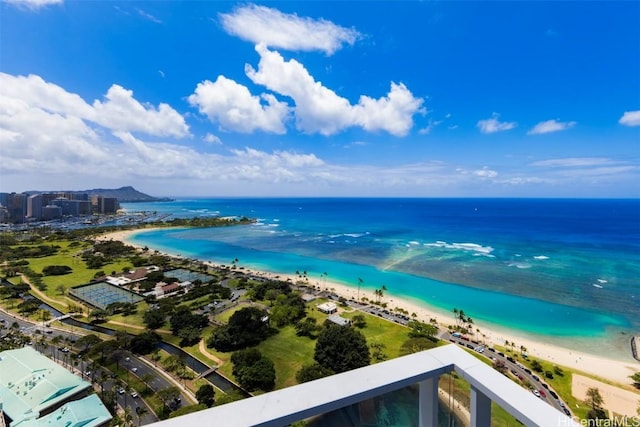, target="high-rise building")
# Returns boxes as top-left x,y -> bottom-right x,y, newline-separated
27,194 -> 43,220
7,193 -> 27,223
91,196 -> 119,214
42,205 -> 62,220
